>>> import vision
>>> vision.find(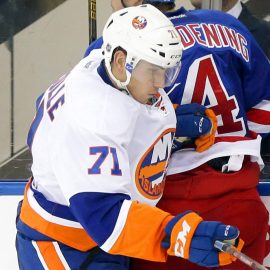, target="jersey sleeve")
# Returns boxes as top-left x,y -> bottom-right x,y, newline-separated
50,81 -> 173,261
84,36 -> 104,58
244,36 -> 270,138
